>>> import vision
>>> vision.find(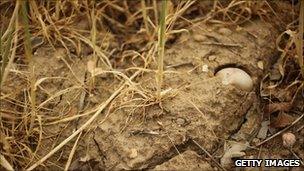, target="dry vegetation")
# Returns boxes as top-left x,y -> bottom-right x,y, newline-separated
0,0 -> 303,170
